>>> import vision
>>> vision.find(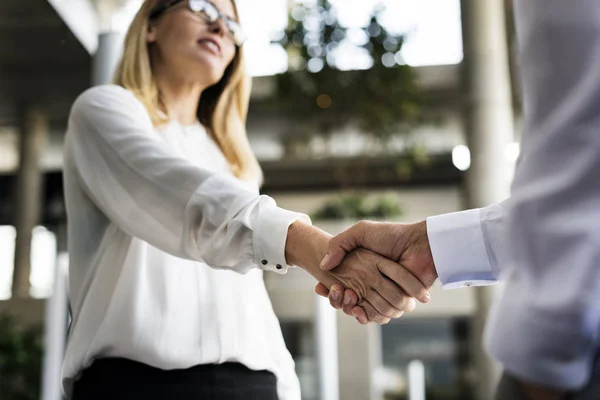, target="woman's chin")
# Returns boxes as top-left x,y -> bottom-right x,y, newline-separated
190,58 -> 226,86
